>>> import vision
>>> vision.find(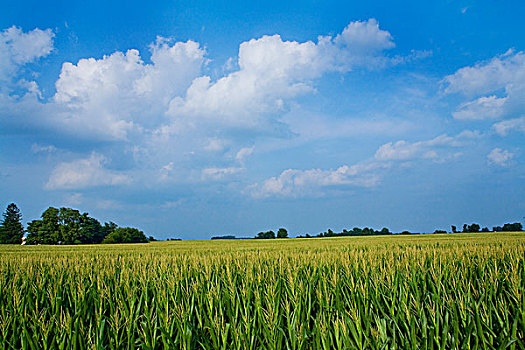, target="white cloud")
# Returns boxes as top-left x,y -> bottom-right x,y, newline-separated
0,26 -> 54,83
487,148 -> 514,166
204,138 -> 228,152
201,167 -> 243,180
374,130 -> 480,161
64,193 -> 83,206
493,116 -> 525,136
443,50 -> 525,121
166,19 -> 396,128
53,40 -> 206,140
249,130 -> 480,198
235,147 -> 254,161
96,199 -> 122,210
247,162 -> 387,198
452,95 -> 507,120
31,143 -> 57,153
46,153 -> 131,190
